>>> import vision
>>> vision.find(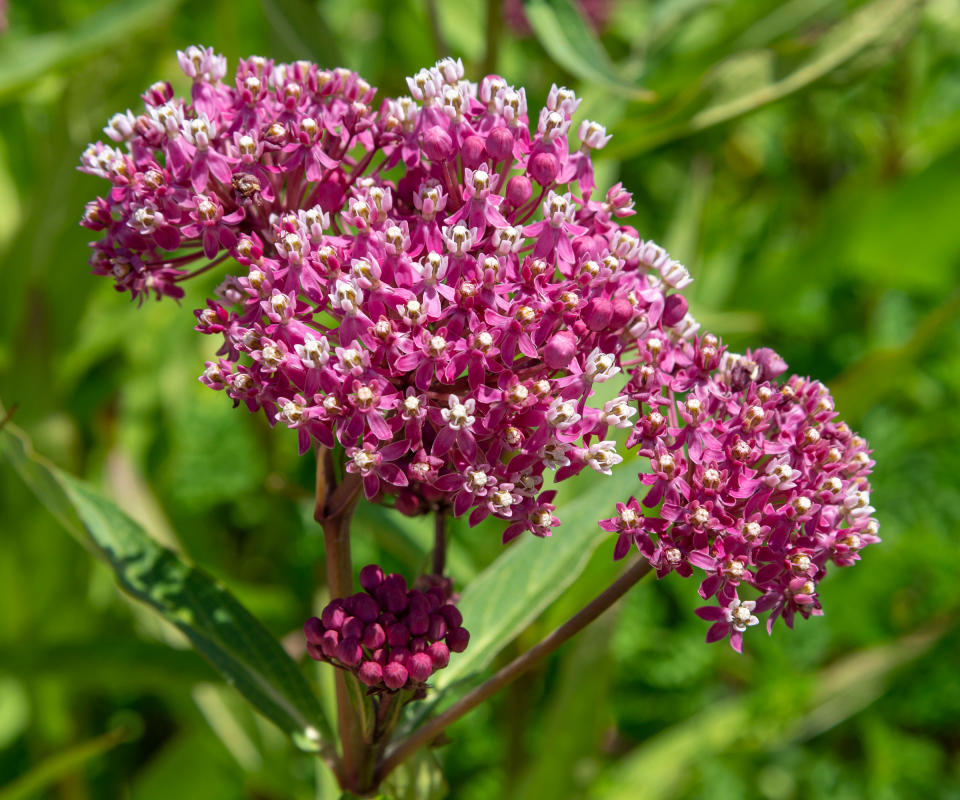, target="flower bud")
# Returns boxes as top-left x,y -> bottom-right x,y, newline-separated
461,135 -> 485,168
422,126 -> 454,161
545,331 -> 577,370
528,152 -> 559,186
446,626 -> 470,653
583,296 -> 613,331
321,601 -> 346,631
753,347 -> 788,380
306,643 -> 325,661
407,612 -> 430,637
506,175 -> 532,208
394,490 -> 424,516
337,637 -> 363,666
363,622 -> 386,649
350,592 -> 379,623
439,604 -> 463,628
342,616 -> 365,640
407,652 -> 433,683
383,662 -> 408,690
386,623 -> 410,647
425,587 -> 446,609
428,613 -> 448,640
304,616 -> 325,645
315,177 -> 345,213
389,646 -> 410,663
485,127 -> 514,161
358,660 -> 383,686
427,641 -> 450,669
379,586 -> 408,614
662,294 -> 688,327
320,629 -> 340,658
610,294 -> 634,329
359,564 -> 385,592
